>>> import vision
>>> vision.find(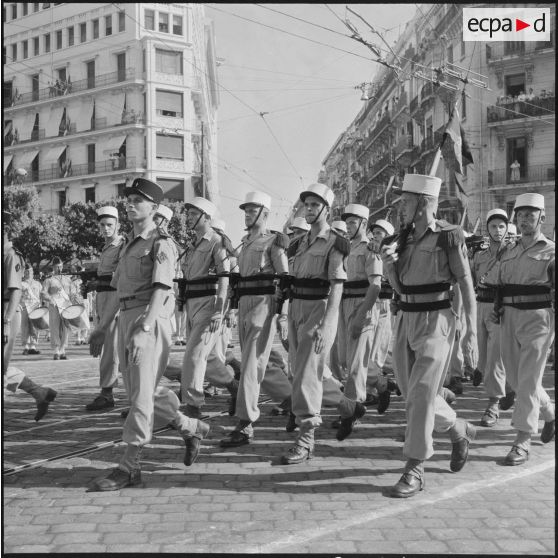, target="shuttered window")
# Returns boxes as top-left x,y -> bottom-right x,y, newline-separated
155,49 -> 182,75
156,90 -> 183,117
156,134 -> 183,160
